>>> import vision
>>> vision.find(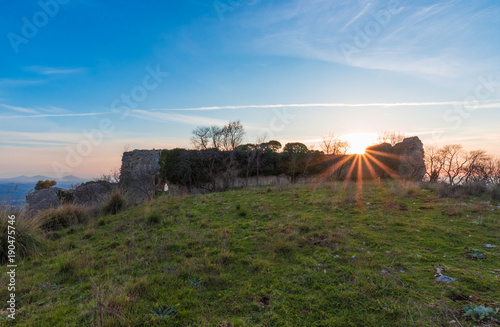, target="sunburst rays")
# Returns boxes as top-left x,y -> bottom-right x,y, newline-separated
311,147 -> 413,208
